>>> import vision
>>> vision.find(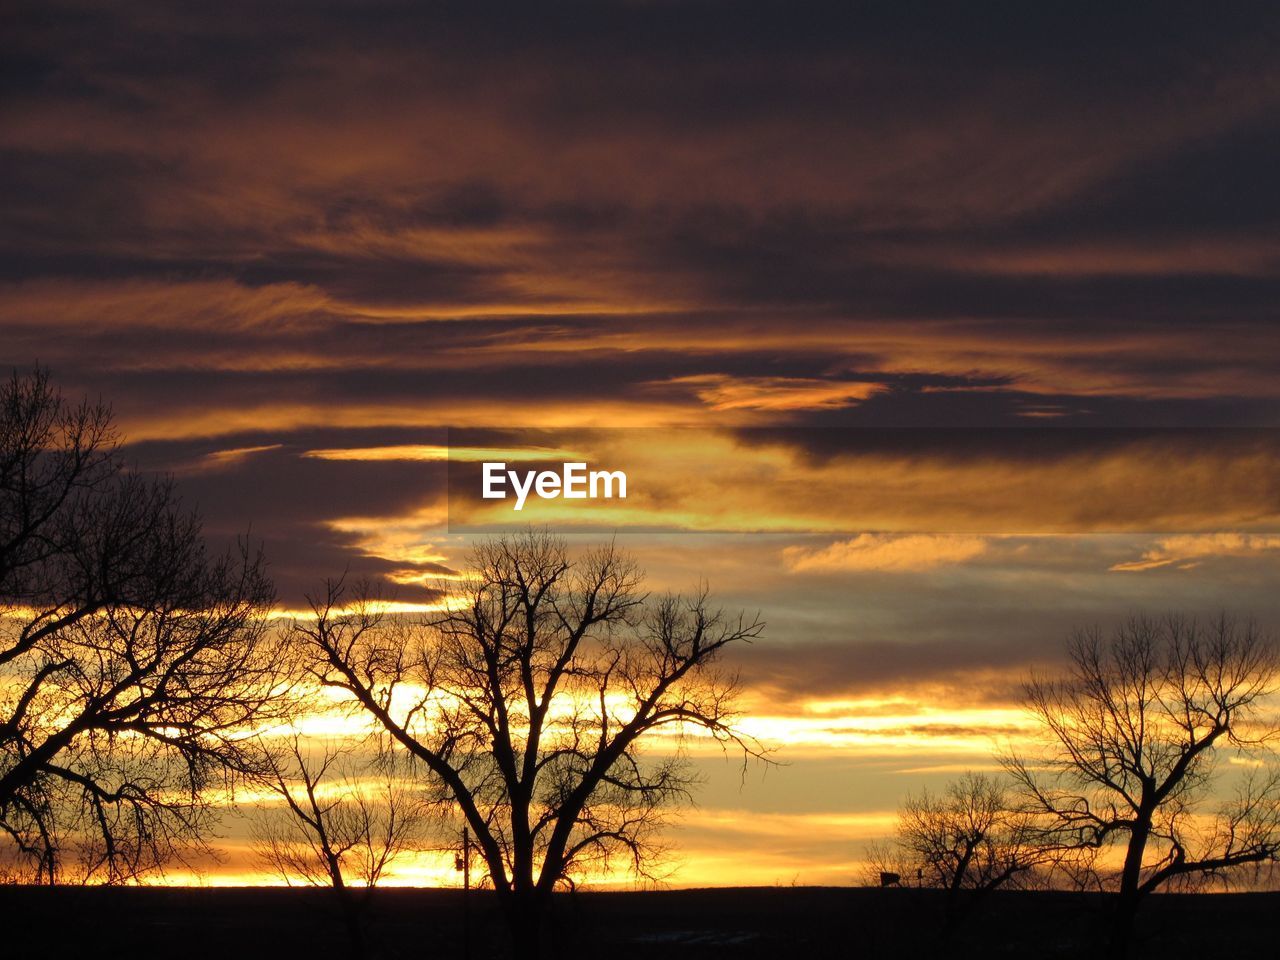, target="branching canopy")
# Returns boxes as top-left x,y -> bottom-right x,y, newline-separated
294,531 -> 764,923
0,369 -> 285,881
1005,615 -> 1280,899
